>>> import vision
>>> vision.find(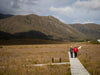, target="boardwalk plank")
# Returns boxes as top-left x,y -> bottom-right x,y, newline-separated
68,52 -> 90,75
